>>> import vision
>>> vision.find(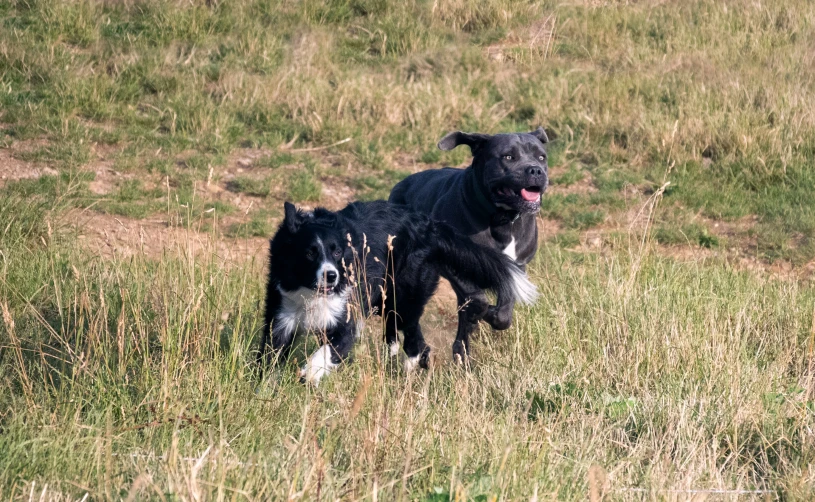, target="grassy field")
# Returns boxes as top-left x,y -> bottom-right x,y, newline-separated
2,0 -> 815,499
